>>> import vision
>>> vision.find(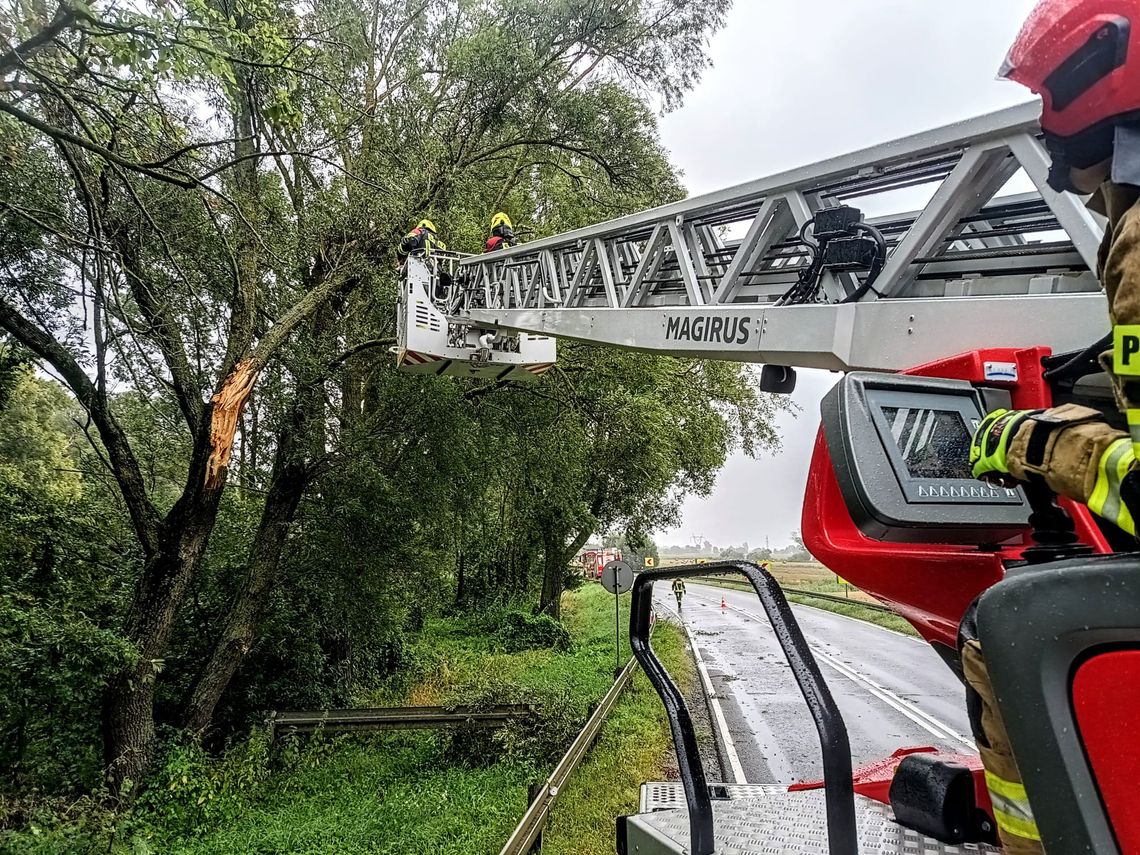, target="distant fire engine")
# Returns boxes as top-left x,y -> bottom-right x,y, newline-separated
578,548 -> 622,579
